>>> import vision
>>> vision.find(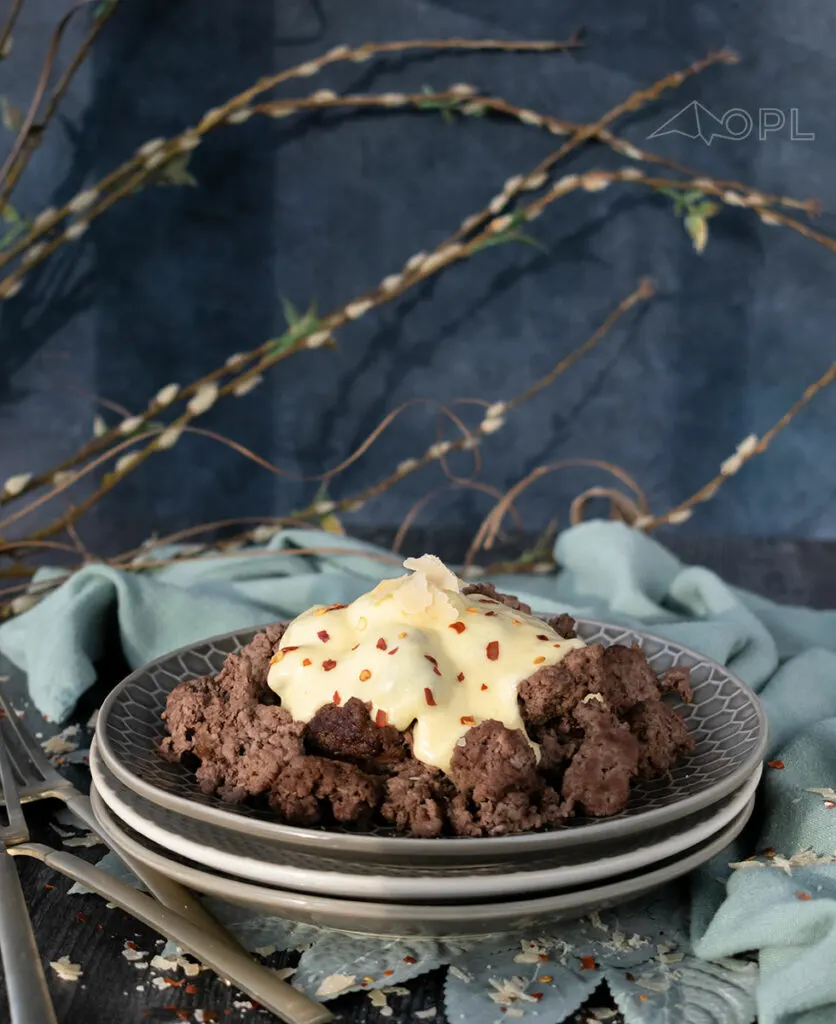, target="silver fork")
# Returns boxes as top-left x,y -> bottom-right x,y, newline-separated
0,692 -> 332,1024
0,688 -> 236,949
0,727 -> 58,1024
